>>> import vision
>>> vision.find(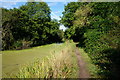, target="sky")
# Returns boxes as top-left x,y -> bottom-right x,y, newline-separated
0,0 -> 78,31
